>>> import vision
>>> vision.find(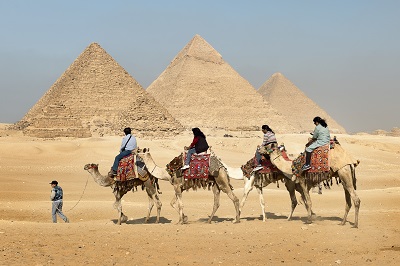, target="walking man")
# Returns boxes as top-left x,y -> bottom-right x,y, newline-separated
49,180 -> 69,223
